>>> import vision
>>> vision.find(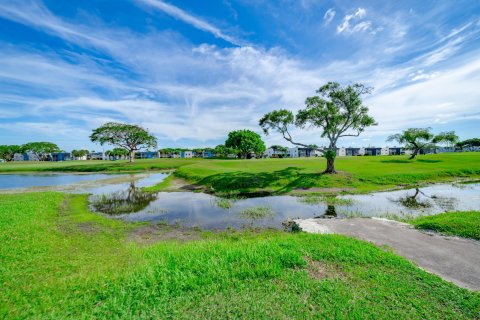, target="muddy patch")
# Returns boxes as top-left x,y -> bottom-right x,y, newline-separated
127,224 -> 201,244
